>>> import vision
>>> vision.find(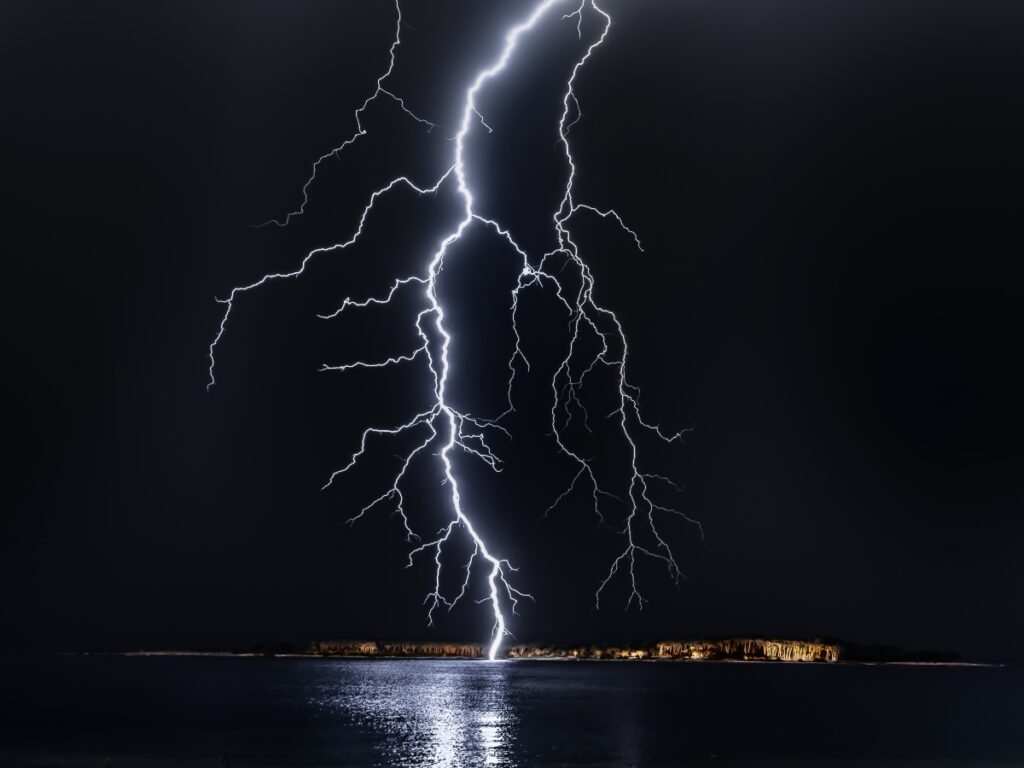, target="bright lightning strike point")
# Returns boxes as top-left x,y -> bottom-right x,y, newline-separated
208,0 -> 699,661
